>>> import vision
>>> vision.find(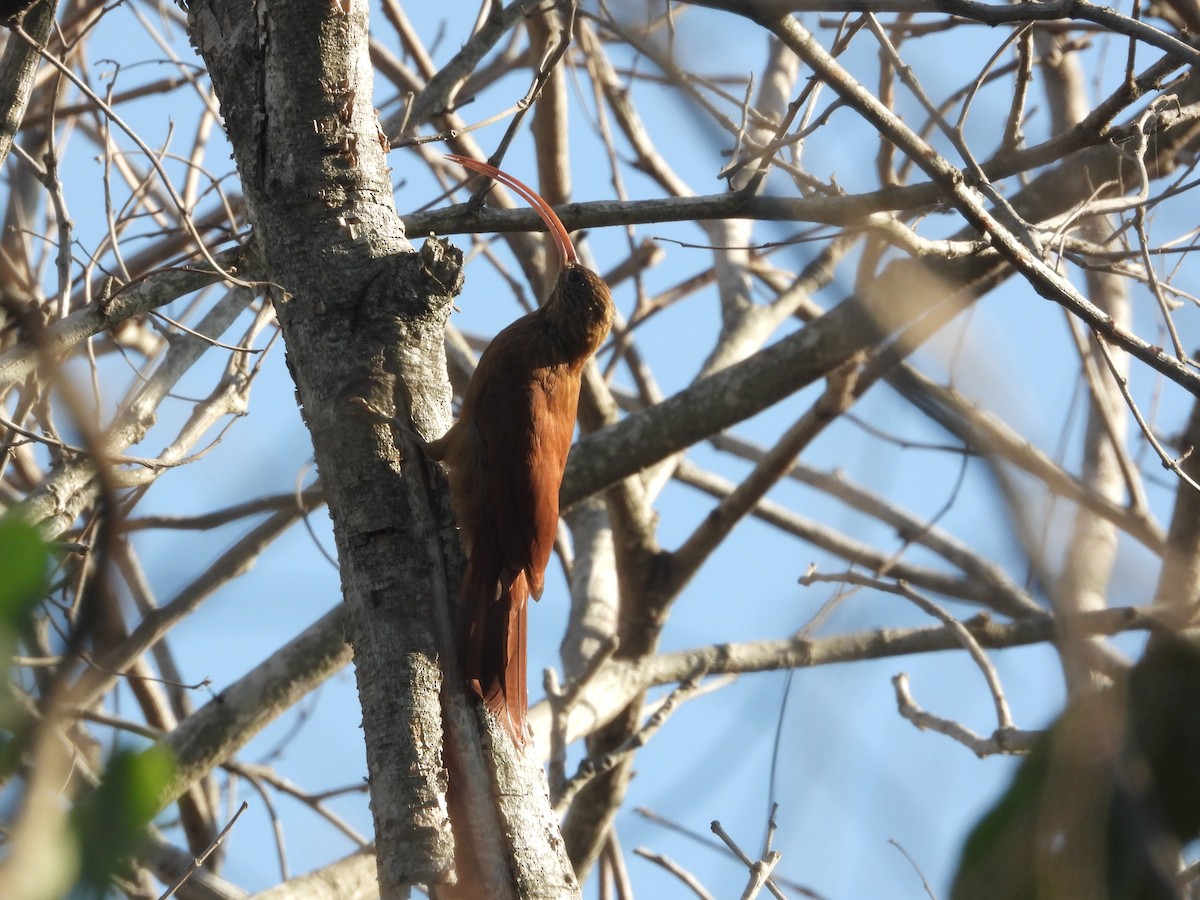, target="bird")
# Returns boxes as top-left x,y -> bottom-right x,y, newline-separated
428,154 -> 614,745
